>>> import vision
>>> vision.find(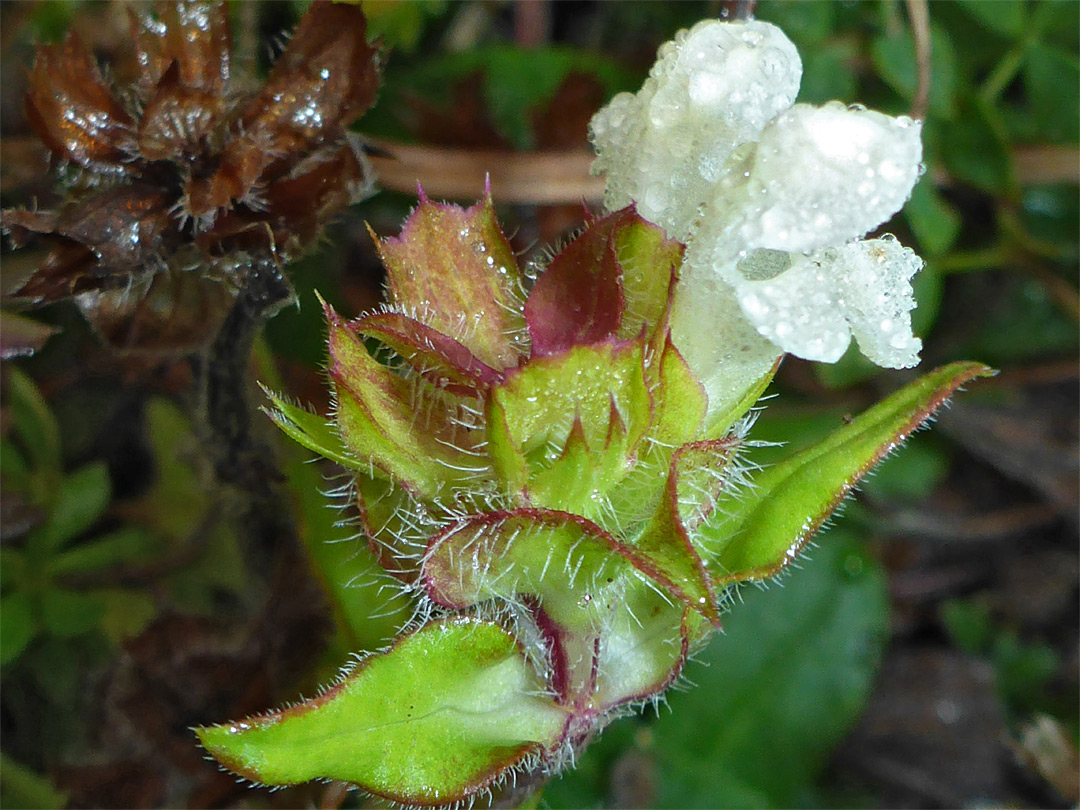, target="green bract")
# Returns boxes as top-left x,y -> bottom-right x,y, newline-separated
197,192 -> 991,806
